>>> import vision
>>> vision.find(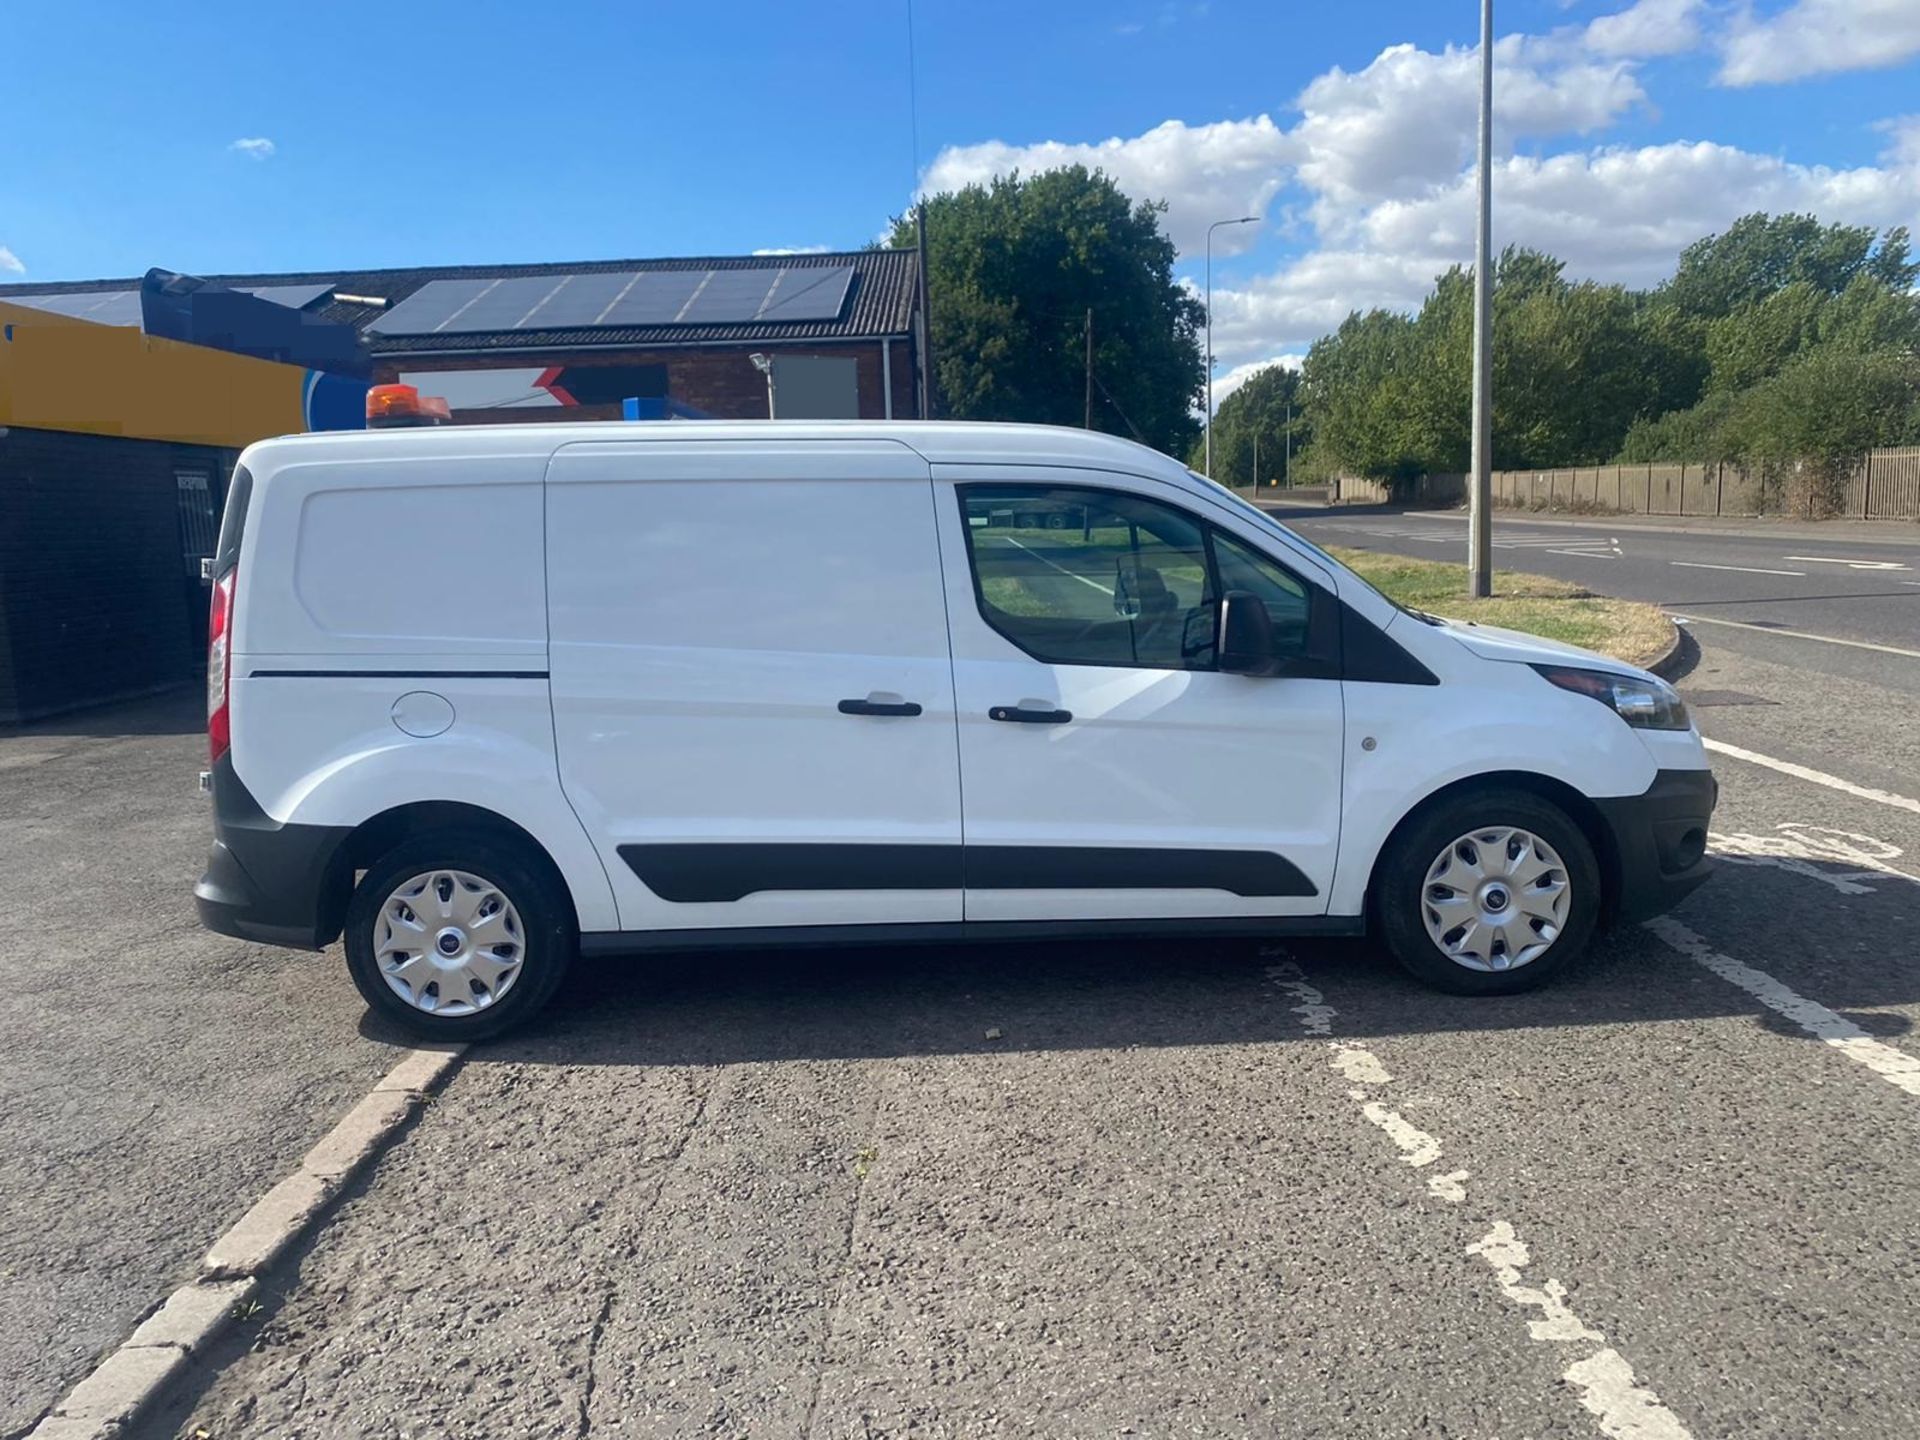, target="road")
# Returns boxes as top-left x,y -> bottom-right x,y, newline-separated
6,517 -> 1920,1438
